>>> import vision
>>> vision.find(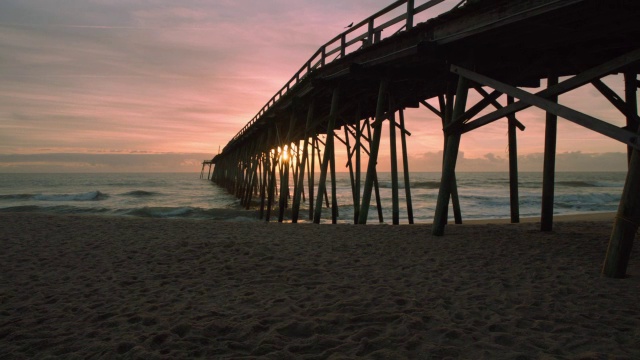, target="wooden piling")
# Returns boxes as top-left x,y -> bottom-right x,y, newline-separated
279,110 -> 298,222
308,136 -> 316,221
433,75 -> 468,235
507,95 -> 520,223
625,72 -> 639,164
259,138 -> 271,219
266,143 -> 278,222
541,76 -> 559,232
398,108 -> 414,224
355,120 -> 362,223
441,88 -> 463,225
366,119 -> 385,224
278,146 -> 290,222
603,72 -> 639,278
330,126 -> 339,224
389,103 -> 400,225
344,123 -> 358,223
359,80 -> 389,225
292,101 -> 315,223
314,87 -> 341,224
603,150 -> 640,278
